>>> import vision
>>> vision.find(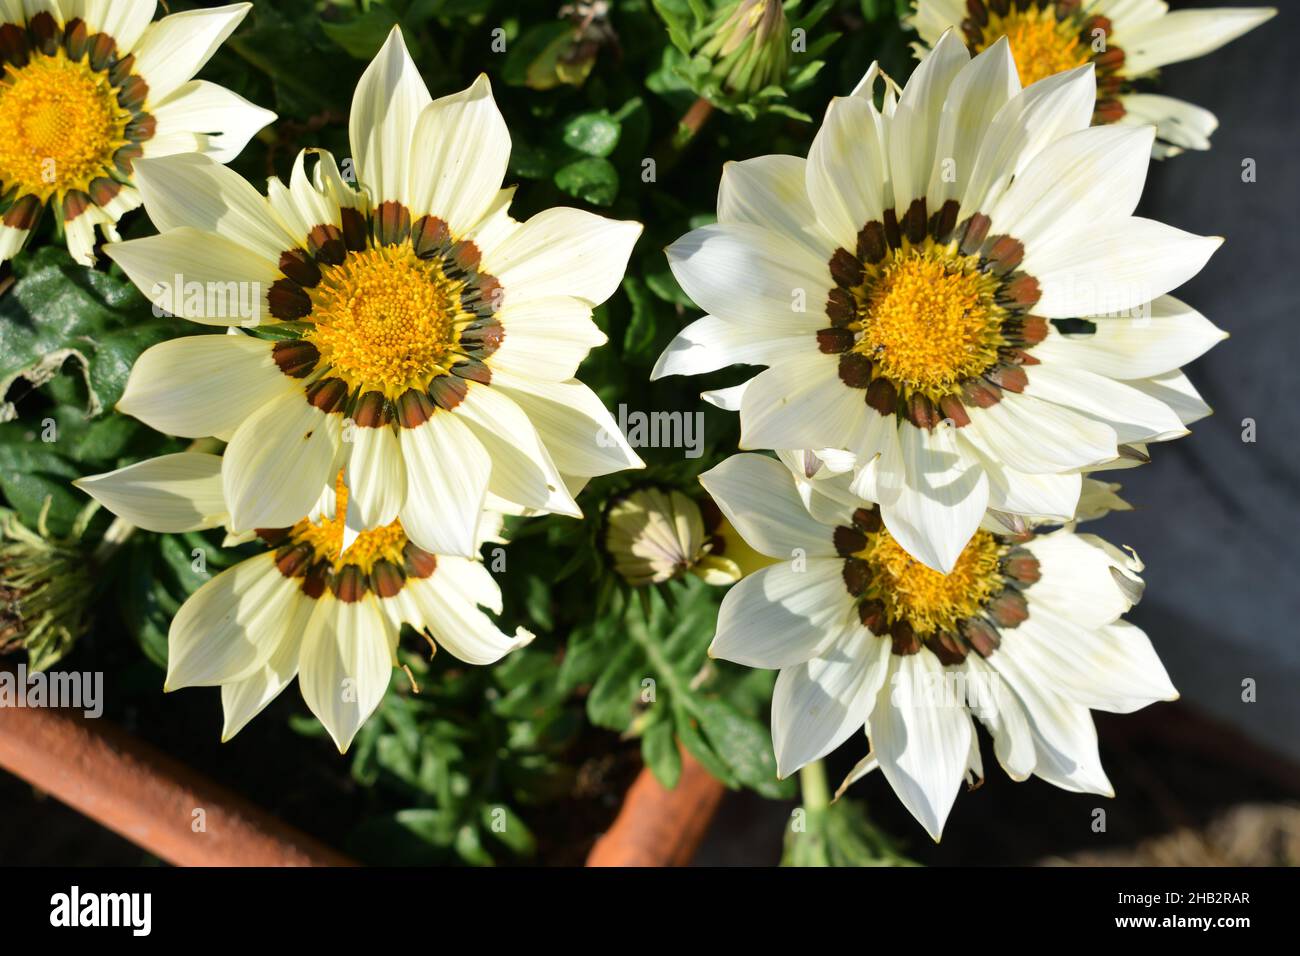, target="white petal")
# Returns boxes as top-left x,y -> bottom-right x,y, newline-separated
298,595 -> 396,752
711,559 -> 857,668
73,0 -> 155,54
223,392 -> 340,531
454,384 -> 579,517
1023,530 -> 1140,626
1026,217 -> 1221,319
881,423 -> 989,573
349,26 -> 431,207
978,458 -> 1081,521
698,453 -> 836,559
132,3 -> 251,101
1117,93 -> 1217,152
167,553 -> 301,689
965,653 -> 1035,780
343,423 -> 406,529
962,392 -> 1118,474
988,124 -> 1153,245
1120,8 -> 1277,75
665,222 -> 830,332
1023,364 -> 1187,443
651,314 -> 807,380
104,227 -> 280,325
1127,369 -> 1211,426
806,95 -> 888,249
888,29 -> 969,208
739,354 -> 867,451
962,65 -> 1096,214
73,452 -> 226,533
491,296 -> 605,382
772,626 -> 890,777
1030,295 -> 1226,380
116,333 -> 293,437
870,652 -> 973,841
400,568 -> 530,665
408,73 -> 509,235
150,80 -> 277,165
718,154 -> 834,259
489,371 -> 643,477
398,412 -> 490,557
220,591 -> 315,741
